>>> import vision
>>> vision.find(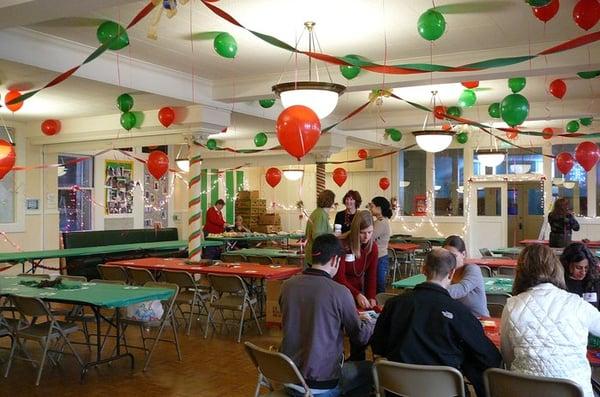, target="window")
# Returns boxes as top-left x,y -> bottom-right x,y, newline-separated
477,187 -> 501,216
397,150 -> 426,215
434,148 -> 464,216
58,154 -> 93,231
0,128 -> 15,224
552,144 -> 587,216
